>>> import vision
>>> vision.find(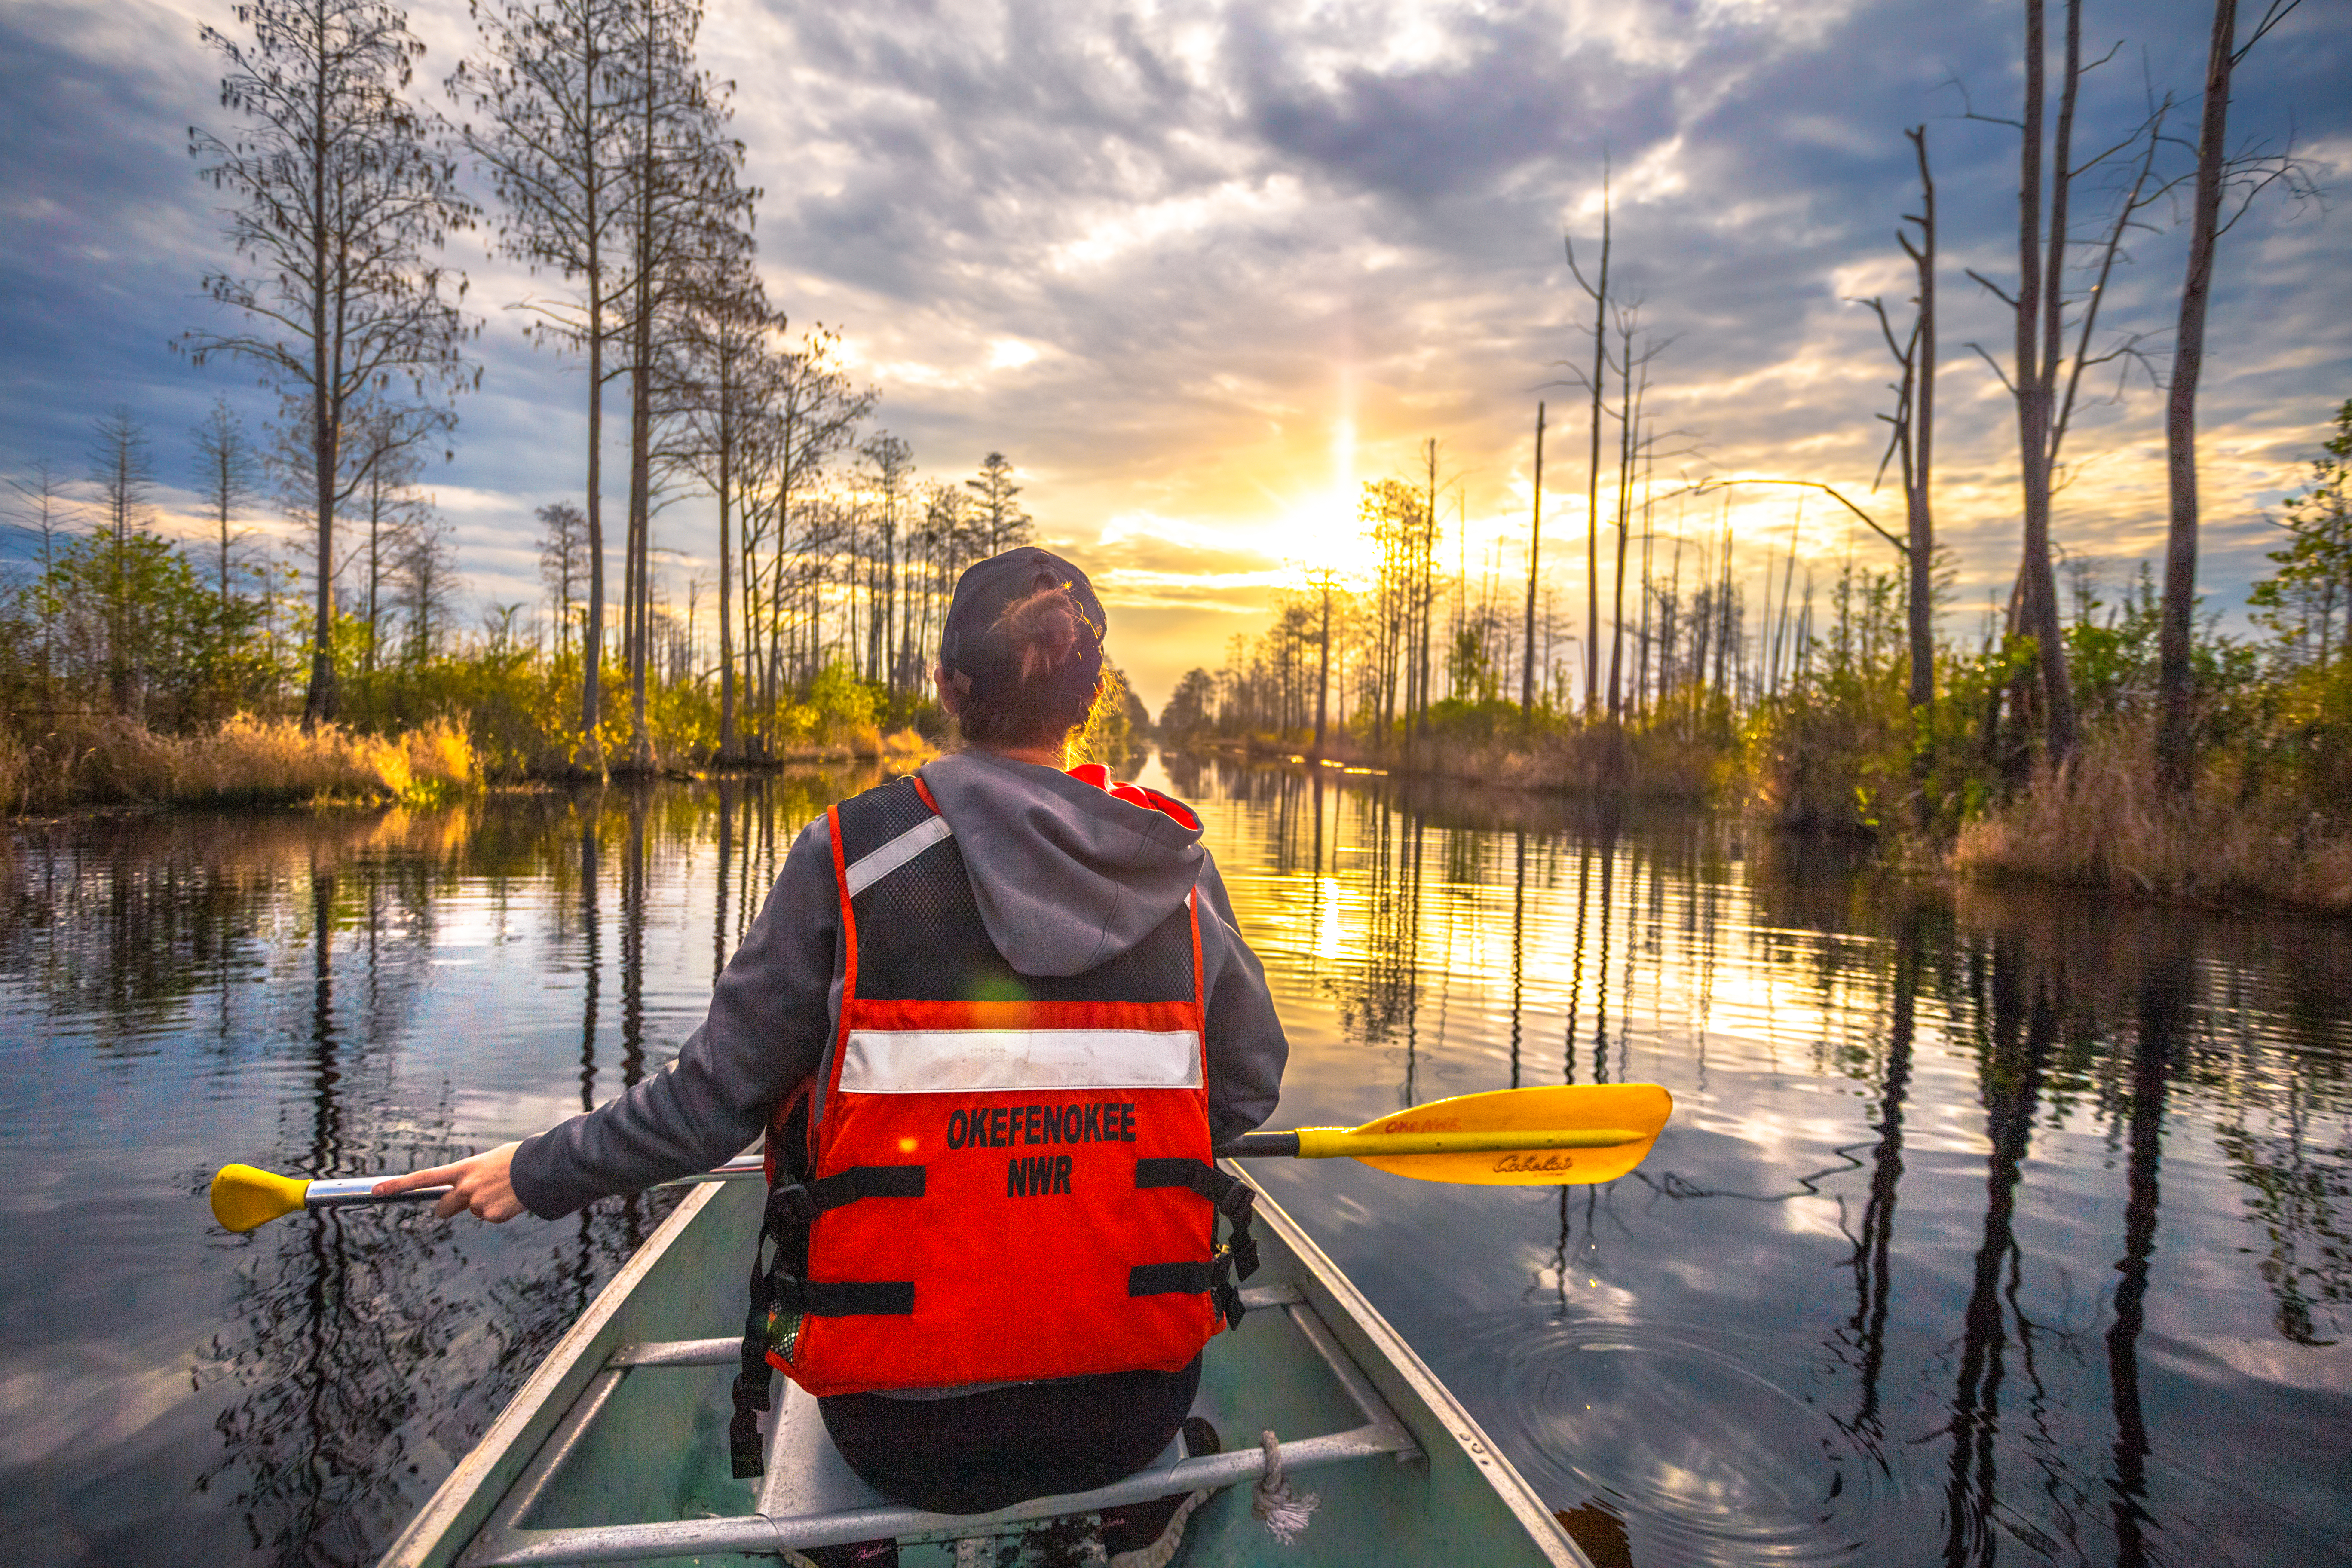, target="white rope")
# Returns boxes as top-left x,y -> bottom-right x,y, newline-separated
1251,1429 -> 1320,1545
